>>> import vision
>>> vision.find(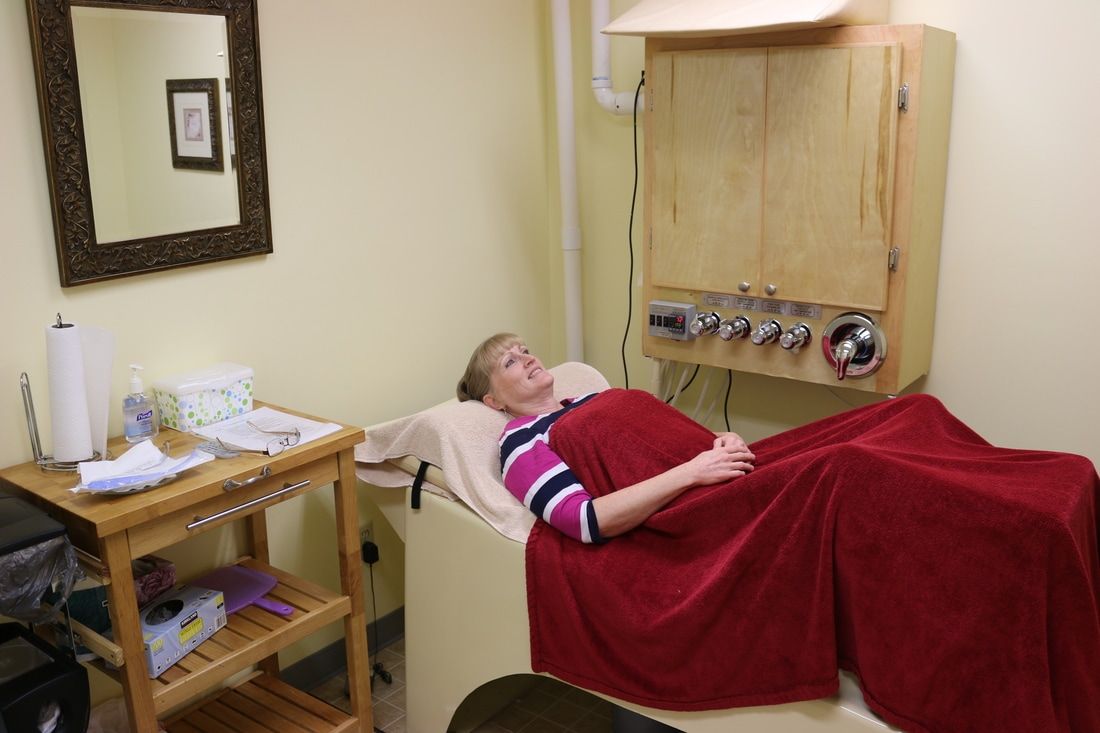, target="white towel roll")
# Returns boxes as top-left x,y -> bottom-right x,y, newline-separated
46,322 -> 94,462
